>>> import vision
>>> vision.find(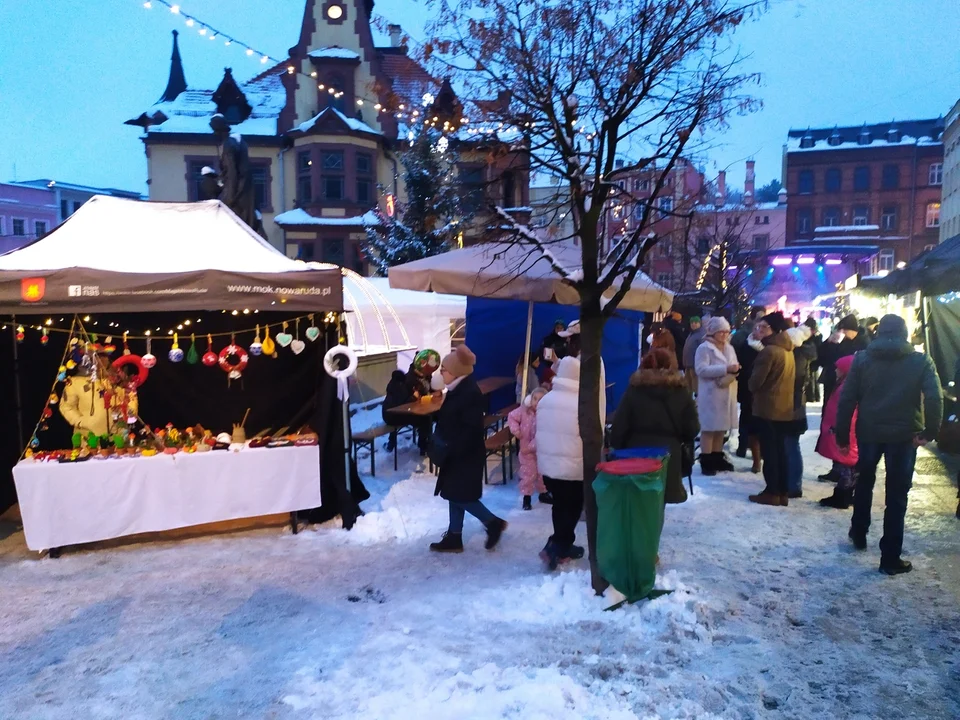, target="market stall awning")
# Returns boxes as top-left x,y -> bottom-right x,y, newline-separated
863,232 -> 960,297
0,196 -> 342,313
388,240 -> 673,312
